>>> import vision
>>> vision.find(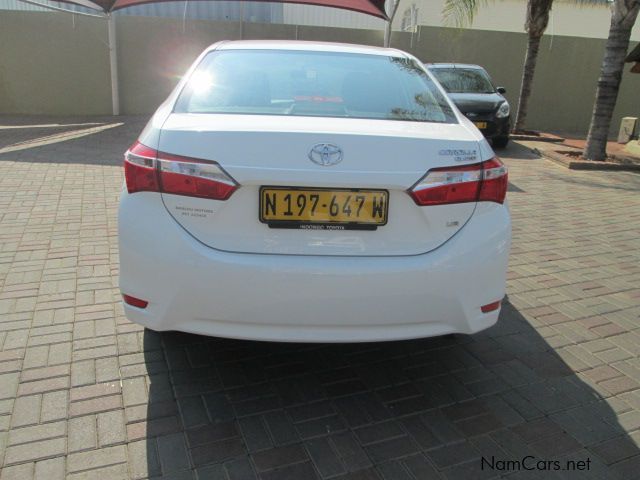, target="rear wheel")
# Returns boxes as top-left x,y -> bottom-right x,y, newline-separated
493,136 -> 509,149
